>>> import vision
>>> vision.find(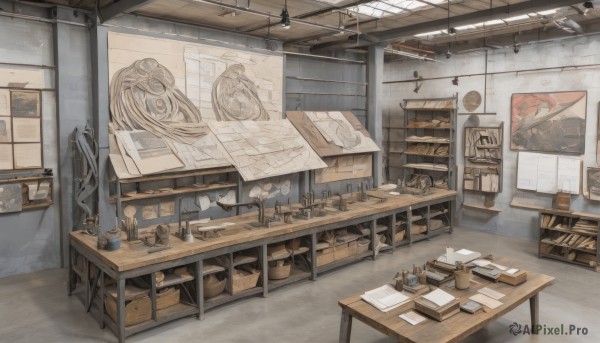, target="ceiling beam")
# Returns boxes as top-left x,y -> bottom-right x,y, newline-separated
312,0 -> 582,51
99,0 -> 159,22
